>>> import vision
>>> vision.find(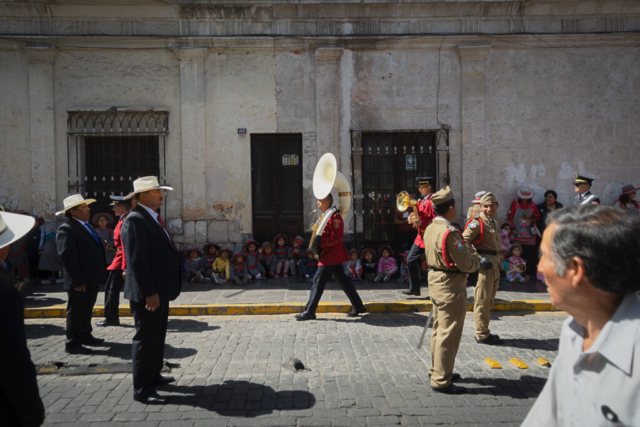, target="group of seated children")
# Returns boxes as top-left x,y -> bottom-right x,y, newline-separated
343,245 -> 409,283
182,234 -> 320,285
